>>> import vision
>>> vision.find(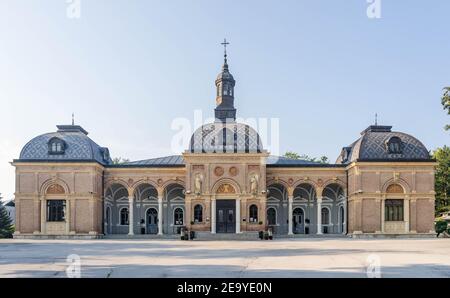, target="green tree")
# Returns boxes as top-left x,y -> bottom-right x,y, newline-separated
0,195 -> 14,238
442,87 -> 450,130
433,146 -> 450,212
112,157 -> 130,165
283,152 -> 329,164
283,151 -> 301,159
